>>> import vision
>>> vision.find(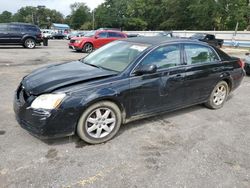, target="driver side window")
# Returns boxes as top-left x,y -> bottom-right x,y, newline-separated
141,45 -> 181,69
98,32 -> 108,38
